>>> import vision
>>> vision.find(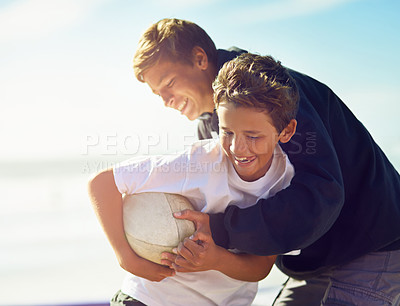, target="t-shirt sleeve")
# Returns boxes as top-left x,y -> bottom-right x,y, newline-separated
113,154 -> 188,196
113,140 -> 222,198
